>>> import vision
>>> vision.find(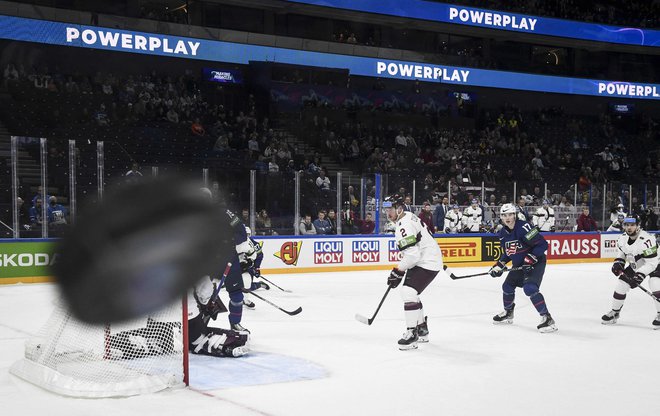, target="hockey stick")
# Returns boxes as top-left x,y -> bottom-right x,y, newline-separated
558,215 -> 571,232
202,262 -> 232,325
636,284 -> 660,303
444,264 -> 524,280
355,286 -> 391,326
258,275 -> 293,293
243,290 -> 302,315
